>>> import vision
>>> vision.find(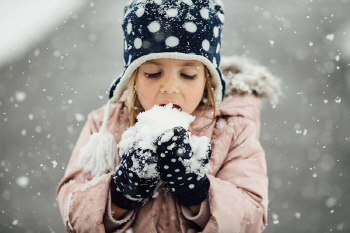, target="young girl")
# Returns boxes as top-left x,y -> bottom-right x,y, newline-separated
56,1 -> 281,232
